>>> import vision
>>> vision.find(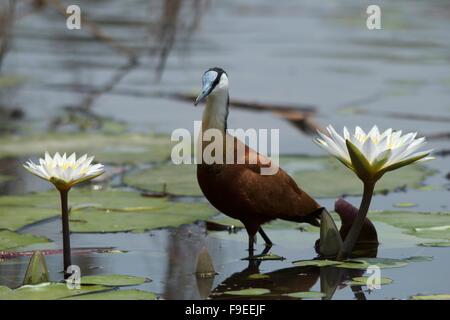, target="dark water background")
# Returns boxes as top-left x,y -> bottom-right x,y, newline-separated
0,0 -> 449,299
